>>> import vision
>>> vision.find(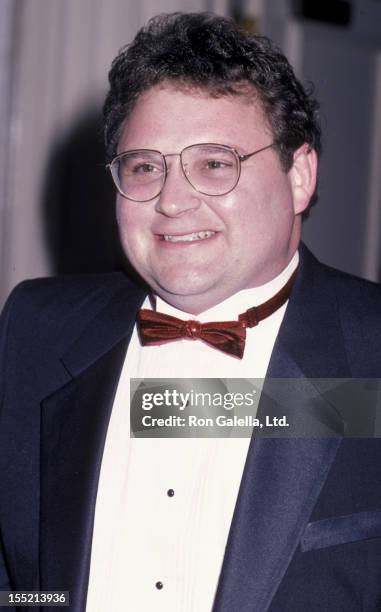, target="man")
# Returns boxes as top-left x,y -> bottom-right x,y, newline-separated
1,11 -> 381,612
